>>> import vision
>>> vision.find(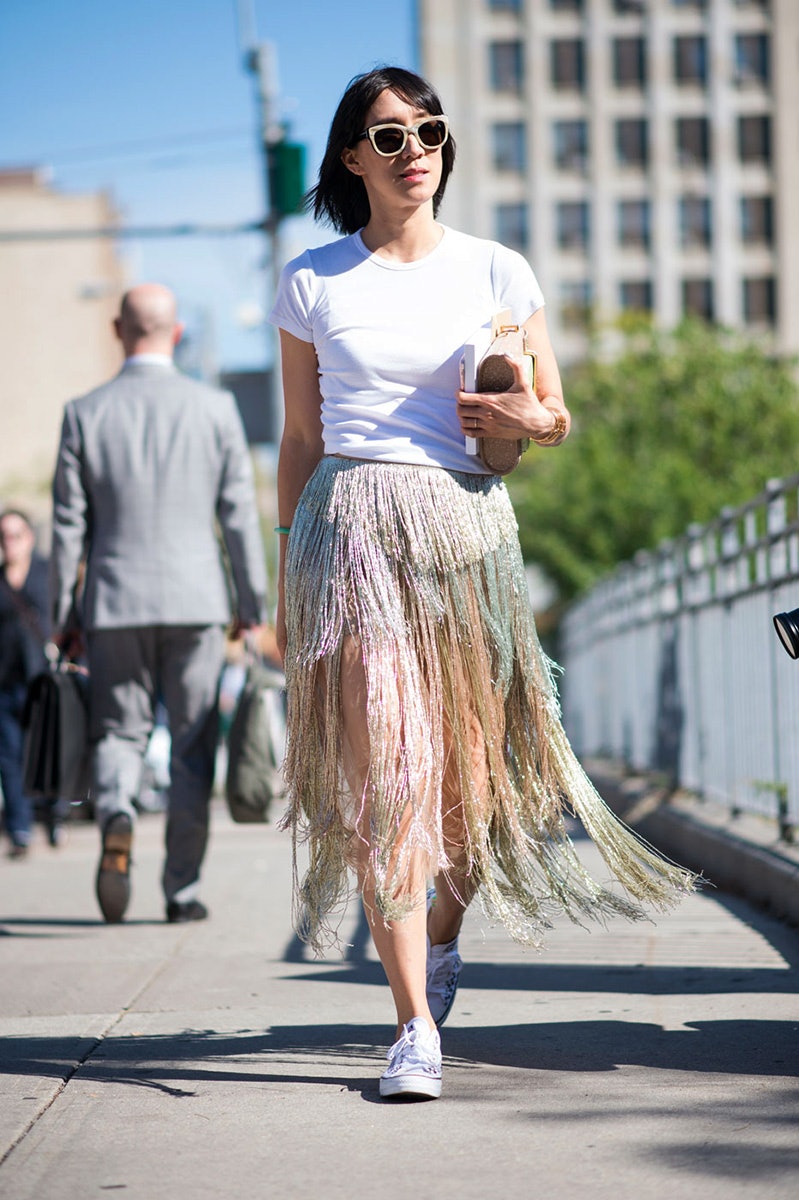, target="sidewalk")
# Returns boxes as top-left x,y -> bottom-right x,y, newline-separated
1,799 -> 797,1200
586,760 -> 799,928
